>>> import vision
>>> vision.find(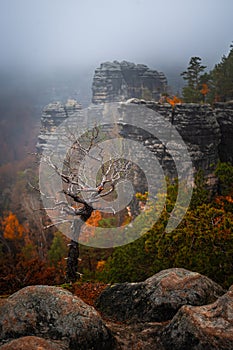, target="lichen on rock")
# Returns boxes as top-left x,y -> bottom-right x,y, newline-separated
95,268 -> 225,323
0,285 -> 115,350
